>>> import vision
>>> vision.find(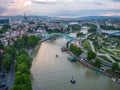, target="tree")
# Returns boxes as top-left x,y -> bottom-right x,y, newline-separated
27,37 -> 35,47
112,62 -> 120,72
2,53 -> 12,70
85,23 -> 97,33
11,71 -> 32,90
11,84 -> 29,90
16,63 -> 30,74
5,45 -> 16,60
66,42 -> 69,48
100,25 -> 120,30
16,54 -> 32,69
14,35 -> 28,49
76,32 -> 84,37
0,41 -> 4,50
20,35 -> 29,46
17,49 -> 28,56
70,25 -> 81,31
69,44 -> 82,56
94,59 -> 101,68
87,50 -> 96,61
27,35 -> 40,48
0,24 -> 10,33
88,27 -> 97,33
